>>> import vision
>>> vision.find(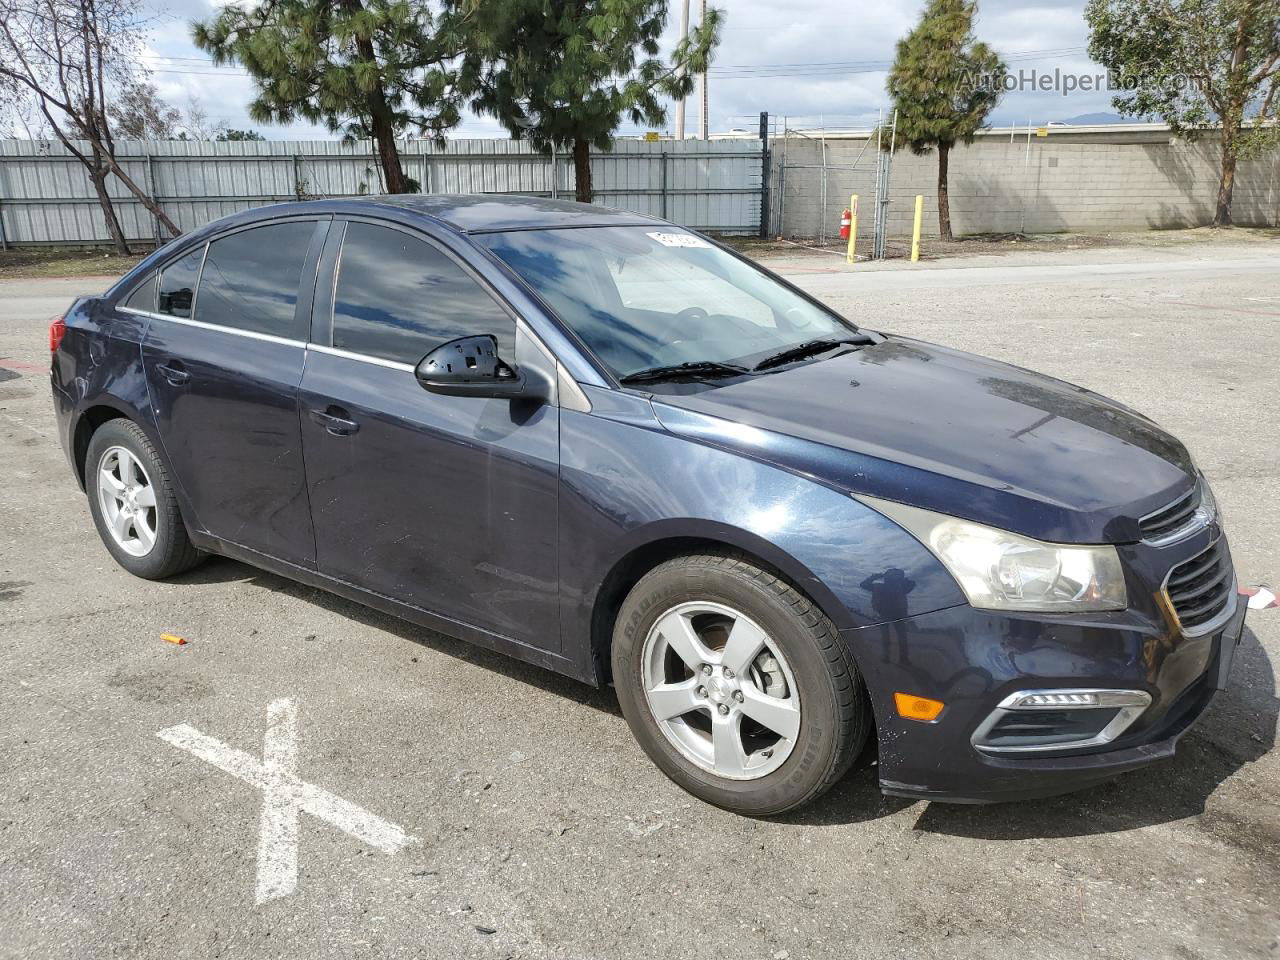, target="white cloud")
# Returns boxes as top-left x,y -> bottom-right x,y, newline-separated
134,0 -> 1120,142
